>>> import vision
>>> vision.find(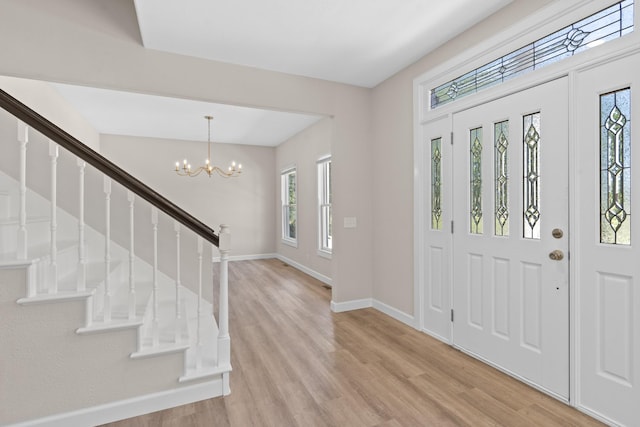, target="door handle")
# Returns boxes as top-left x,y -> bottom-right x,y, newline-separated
549,250 -> 564,261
